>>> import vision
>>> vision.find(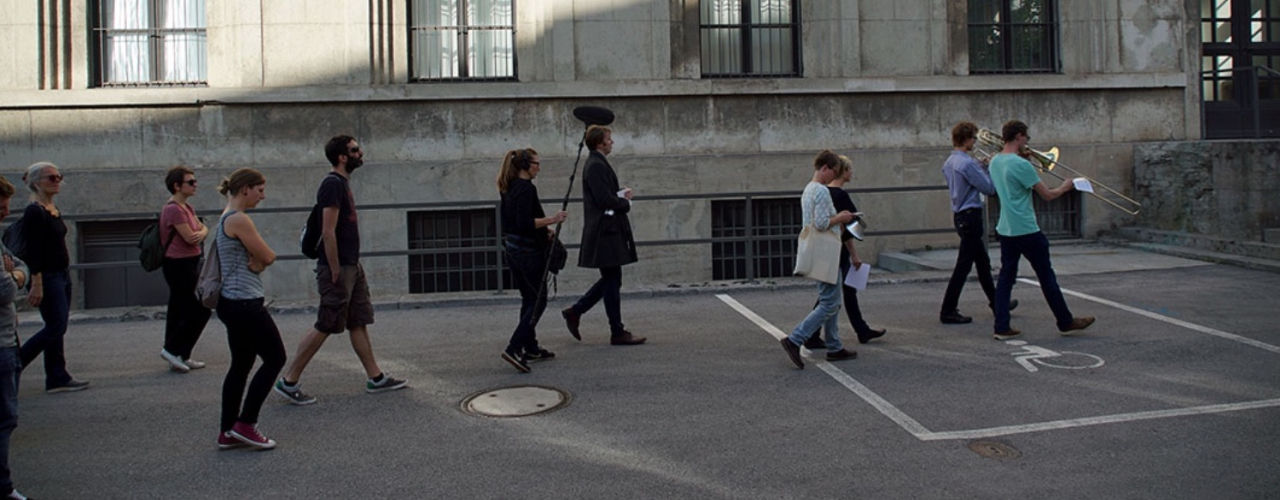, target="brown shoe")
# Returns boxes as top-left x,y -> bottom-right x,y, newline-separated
780,338 -> 804,369
826,348 -> 858,361
562,307 -> 581,341
610,331 -> 647,346
993,329 -> 1022,341
1060,316 -> 1096,334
